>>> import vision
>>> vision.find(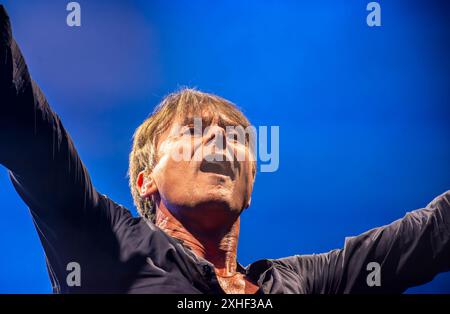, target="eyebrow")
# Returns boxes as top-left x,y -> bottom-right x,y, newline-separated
181,114 -> 241,128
